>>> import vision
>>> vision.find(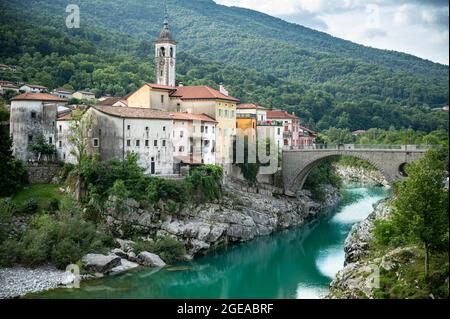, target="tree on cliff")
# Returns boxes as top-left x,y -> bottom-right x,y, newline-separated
391,148 -> 449,279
